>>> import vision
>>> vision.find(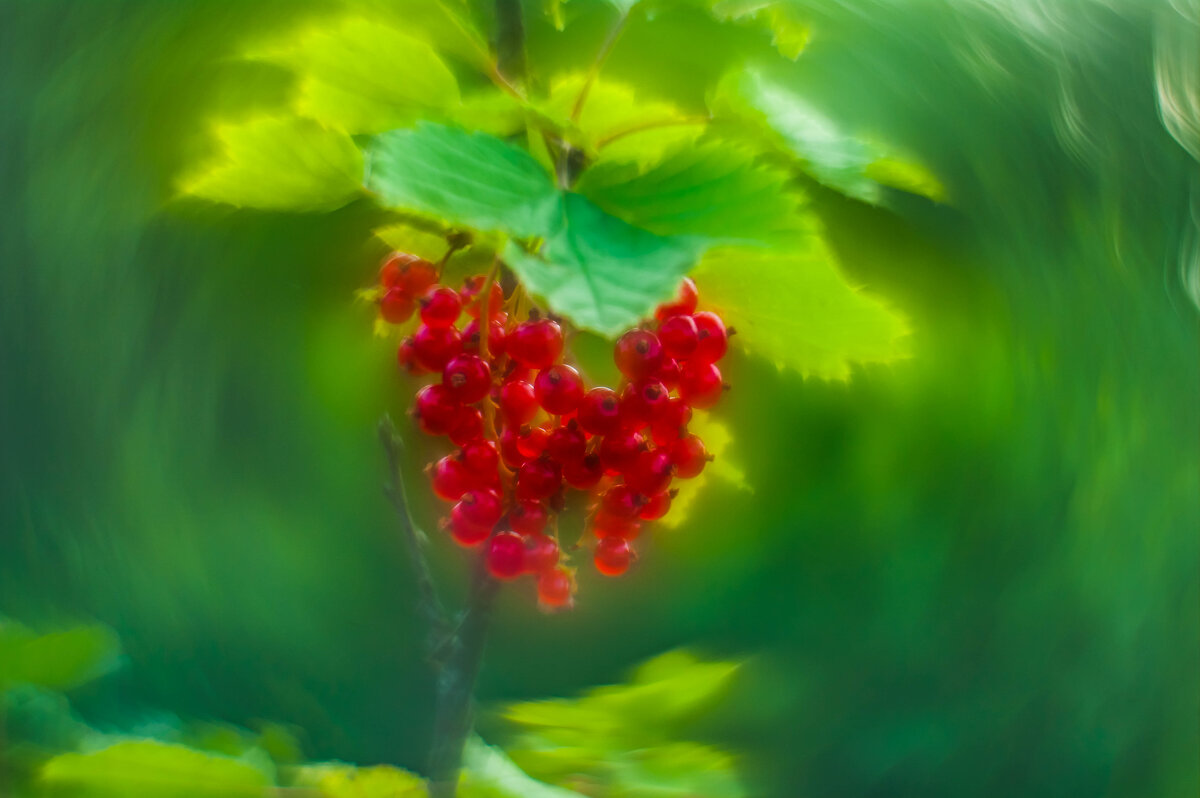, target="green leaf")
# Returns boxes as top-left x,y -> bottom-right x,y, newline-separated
503,193 -> 704,336
575,143 -> 803,244
373,224 -> 458,263
367,123 -> 559,239
460,738 -> 588,798
710,0 -> 811,59
179,116 -> 362,212
658,412 -> 750,529
292,763 -> 426,797
713,69 -> 944,203
250,17 -> 461,135
0,621 -> 120,692
38,740 -> 273,797
690,240 -> 909,379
